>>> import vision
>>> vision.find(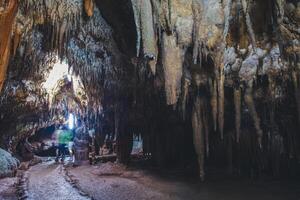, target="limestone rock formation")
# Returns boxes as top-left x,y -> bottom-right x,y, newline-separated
0,148 -> 19,178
